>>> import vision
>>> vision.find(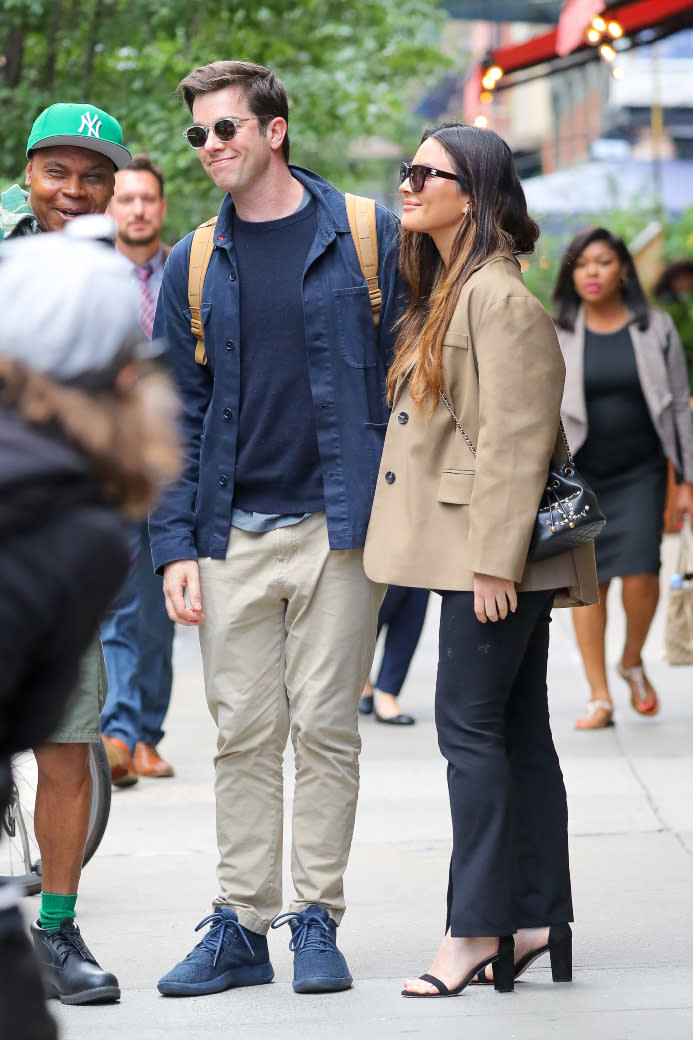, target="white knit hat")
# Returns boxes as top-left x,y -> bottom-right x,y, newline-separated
0,228 -> 148,388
